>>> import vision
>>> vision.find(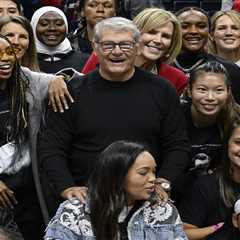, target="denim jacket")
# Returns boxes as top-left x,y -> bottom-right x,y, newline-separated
44,198 -> 188,240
